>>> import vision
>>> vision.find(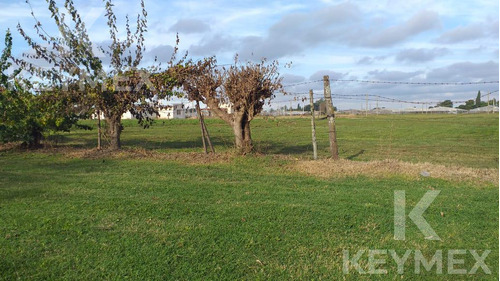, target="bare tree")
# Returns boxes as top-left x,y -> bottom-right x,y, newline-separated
16,0 -> 178,150
177,57 -> 284,153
